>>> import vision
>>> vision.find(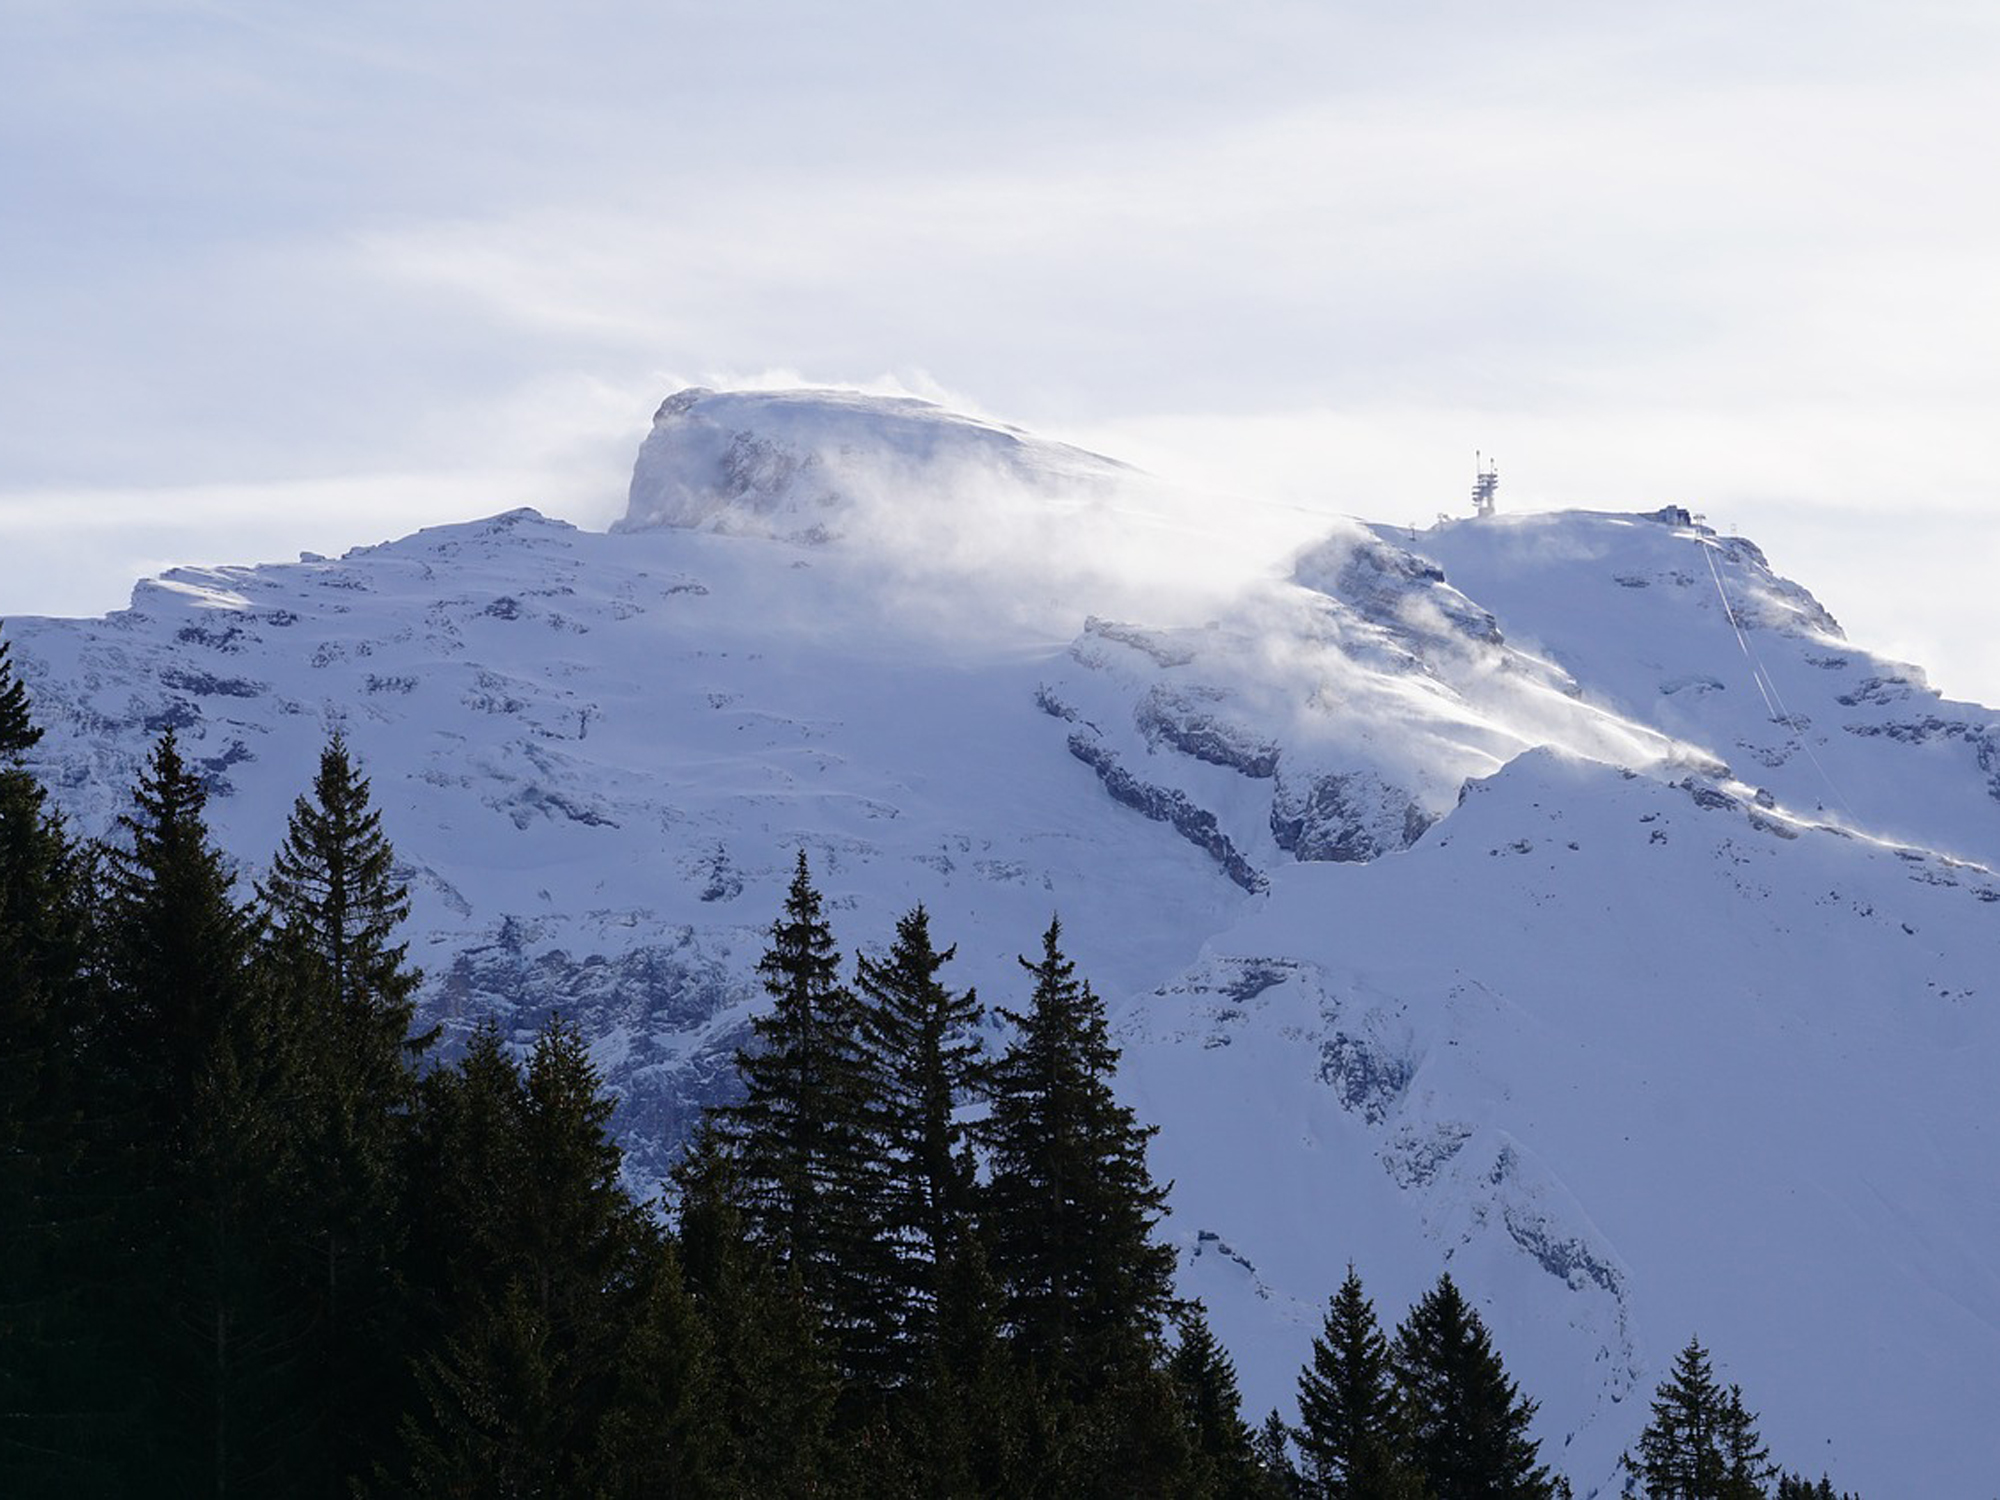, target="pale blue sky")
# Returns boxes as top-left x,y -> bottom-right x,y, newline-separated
5,1 -> 1998,699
